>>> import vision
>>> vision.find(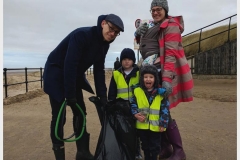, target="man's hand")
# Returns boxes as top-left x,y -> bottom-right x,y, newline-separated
66,98 -> 77,106
66,98 -> 79,114
135,22 -> 149,37
162,81 -> 172,98
99,96 -> 107,107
